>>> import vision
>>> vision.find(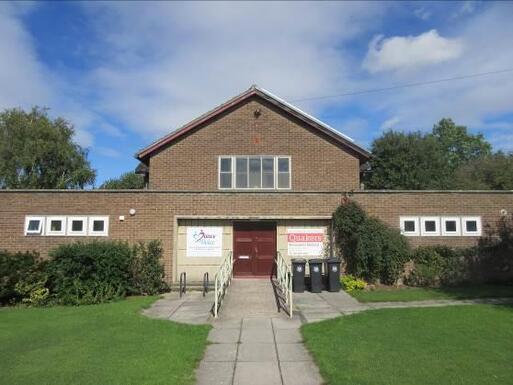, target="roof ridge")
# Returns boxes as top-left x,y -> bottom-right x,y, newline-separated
135,85 -> 370,161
